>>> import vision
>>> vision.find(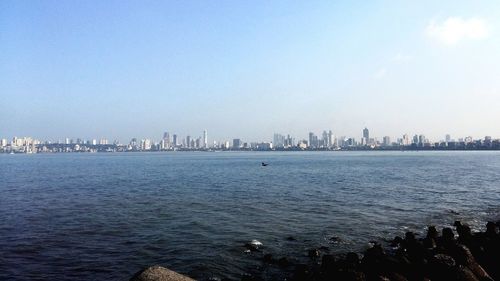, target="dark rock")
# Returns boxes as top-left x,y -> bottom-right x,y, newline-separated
442,227 -> 455,241
130,265 -> 195,281
342,271 -> 366,281
292,264 -> 309,280
391,236 -> 403,247
346,252 -> 360,264
329,236 -> 342,243
457,266 -> 480,281
278,257 -> 291,267
240,274 -> 263,281
422,237 -> 436,249
432,254 -> 456,267
455,245 -> 493,281
262,254 -> 273,264
486,221 -> 498,236
244,240 -> 263,252
321,254 -> 336,269
404,232 -> 416,241
308,248 -> 320,258
426,226 -> 439,240
386,272 -> 409,281
429,254 -> 457,280
318,245 -> 329,251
